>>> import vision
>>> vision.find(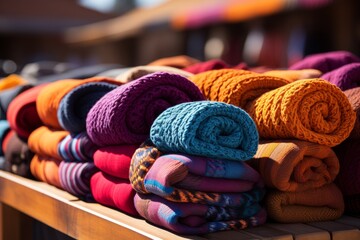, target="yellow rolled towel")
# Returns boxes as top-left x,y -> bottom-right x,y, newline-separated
245,79 -> 356,147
